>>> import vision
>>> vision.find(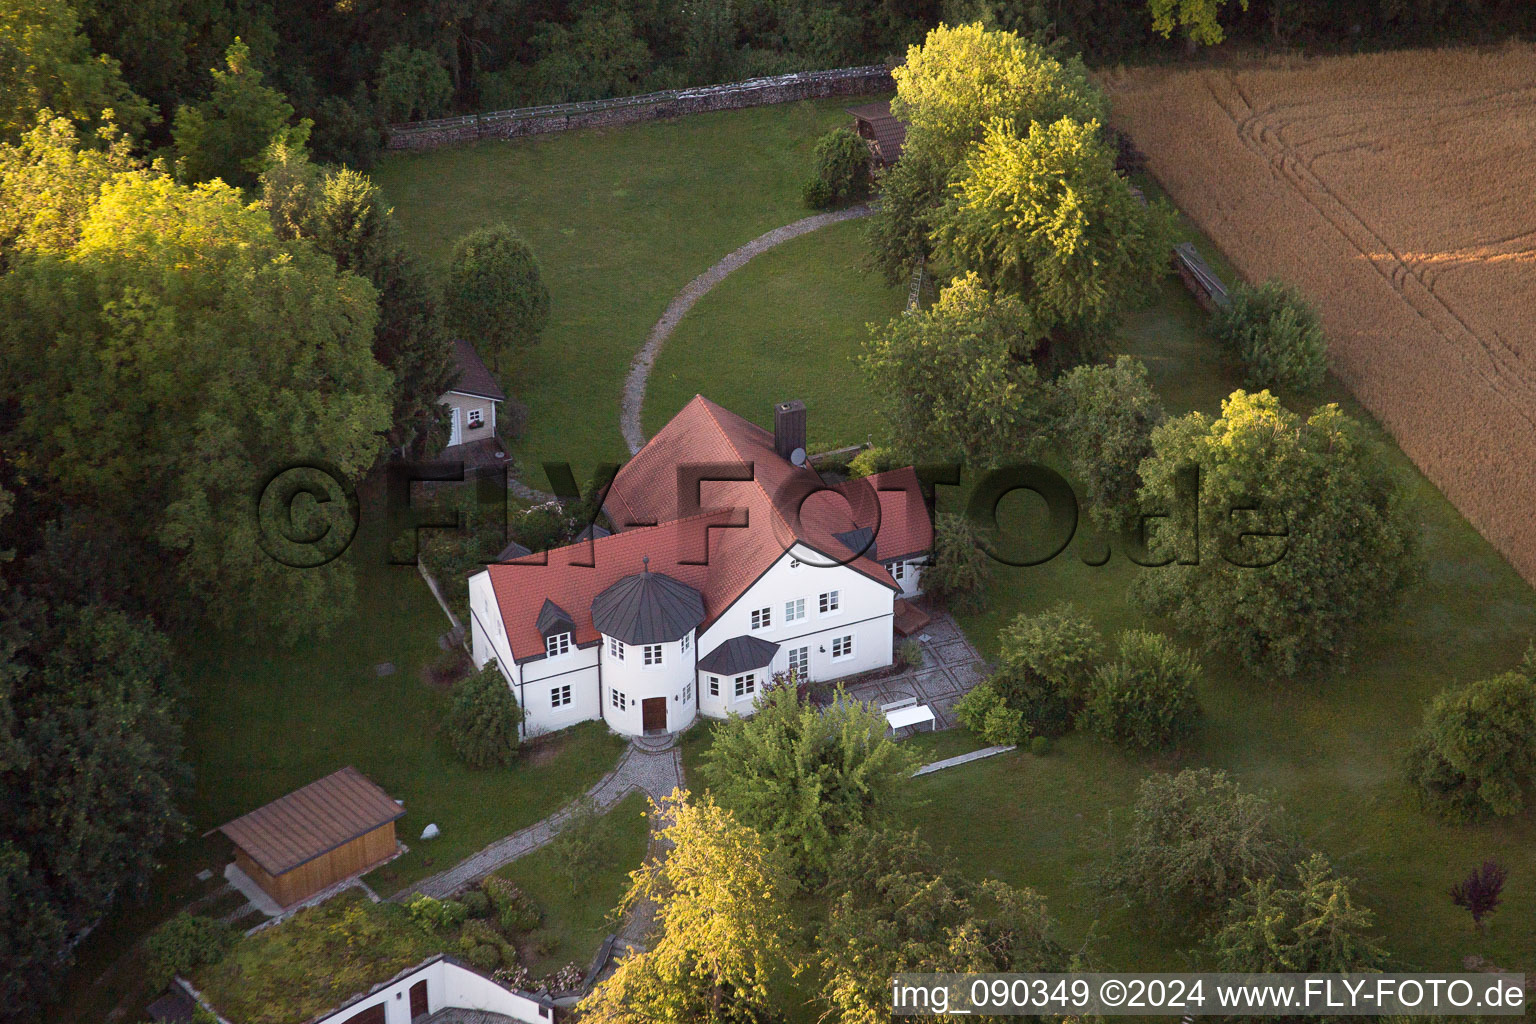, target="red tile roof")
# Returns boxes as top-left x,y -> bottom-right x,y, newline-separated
485,397 -> 932,662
